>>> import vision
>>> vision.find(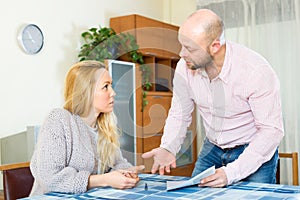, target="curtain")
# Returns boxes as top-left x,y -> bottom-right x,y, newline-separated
197,0 -> 300,185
